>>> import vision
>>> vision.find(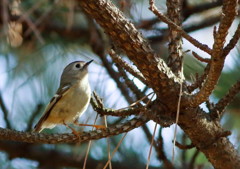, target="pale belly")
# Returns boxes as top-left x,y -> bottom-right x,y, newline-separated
42,85 -> 91,129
